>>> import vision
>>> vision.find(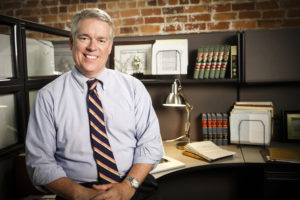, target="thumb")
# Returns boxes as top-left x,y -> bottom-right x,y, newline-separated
92,183 -> 112,191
